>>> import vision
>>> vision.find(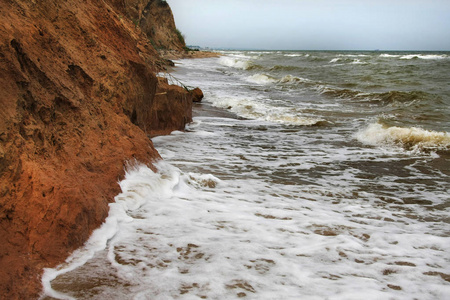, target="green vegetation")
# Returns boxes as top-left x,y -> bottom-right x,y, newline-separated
157,0 -> 169,7
175,28 -> 185,46
183,46 -> 199,52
